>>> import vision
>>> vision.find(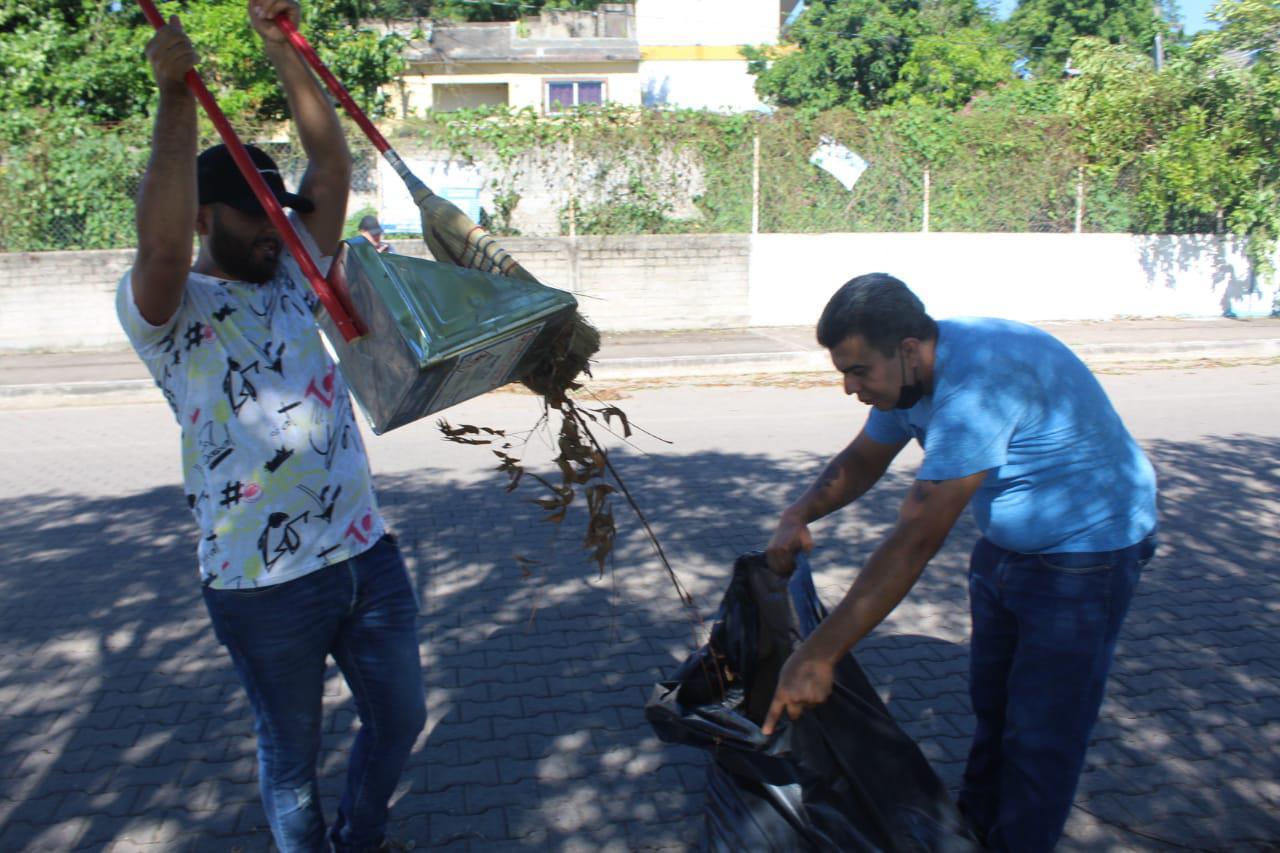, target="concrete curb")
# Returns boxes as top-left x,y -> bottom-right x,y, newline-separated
589,349 -> 832,379
0,380 -> 162,408
1073,338 -> 1280,360
1,339 -> 1276,405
